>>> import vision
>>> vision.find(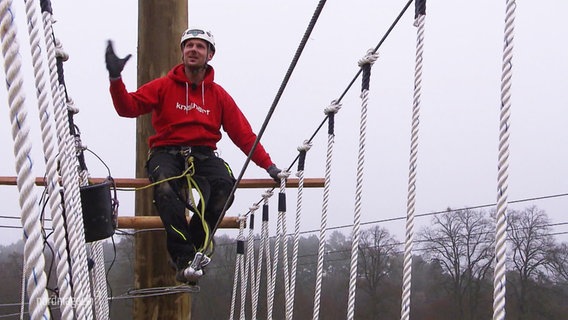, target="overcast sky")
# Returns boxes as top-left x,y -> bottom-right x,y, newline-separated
1,0 -> 567,246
